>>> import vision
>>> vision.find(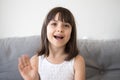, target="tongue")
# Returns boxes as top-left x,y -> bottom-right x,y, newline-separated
55,36 -> 63,39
